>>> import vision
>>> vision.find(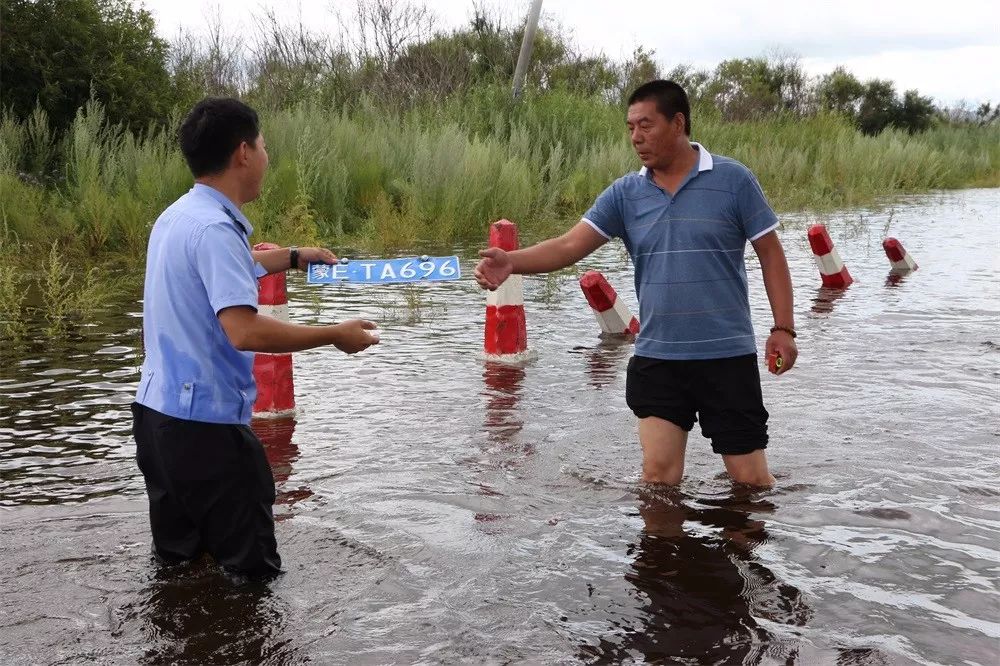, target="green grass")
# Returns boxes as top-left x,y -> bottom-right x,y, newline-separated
0,258 -> 29,343
1,90 -> 998,261
0,240 -> 122,344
